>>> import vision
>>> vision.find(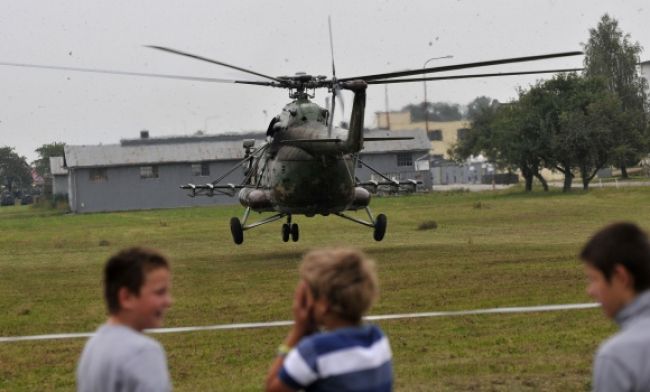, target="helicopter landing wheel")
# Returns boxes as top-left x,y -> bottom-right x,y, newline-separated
282,223 -> 290,242
290,223 -> 299,242
373,214 -> 387,242
230,217 -> 244,245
